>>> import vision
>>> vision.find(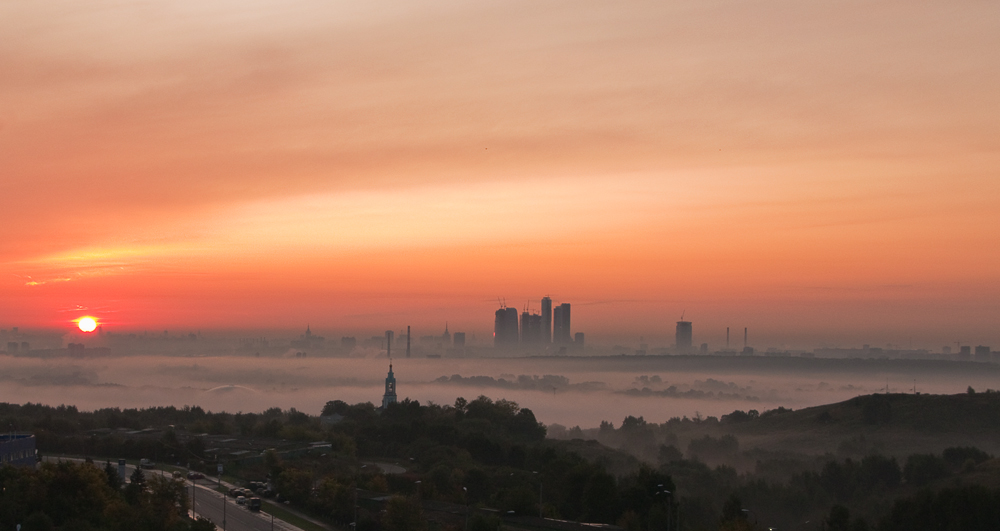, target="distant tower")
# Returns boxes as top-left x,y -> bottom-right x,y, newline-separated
453,332 -> 466,348
505,307 -> 519,344
442,323 -> 451,344
528,313 -> 542,343
381,361 -> 397,409
744,327 -> 748,348
406,326 -> 411,358
726,327 -> 730,349
541,297 -> 553,344
494,305 -> 519,347
553,303 -> 571,344
386,330 -> 393,358
676,321 -> 693,352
